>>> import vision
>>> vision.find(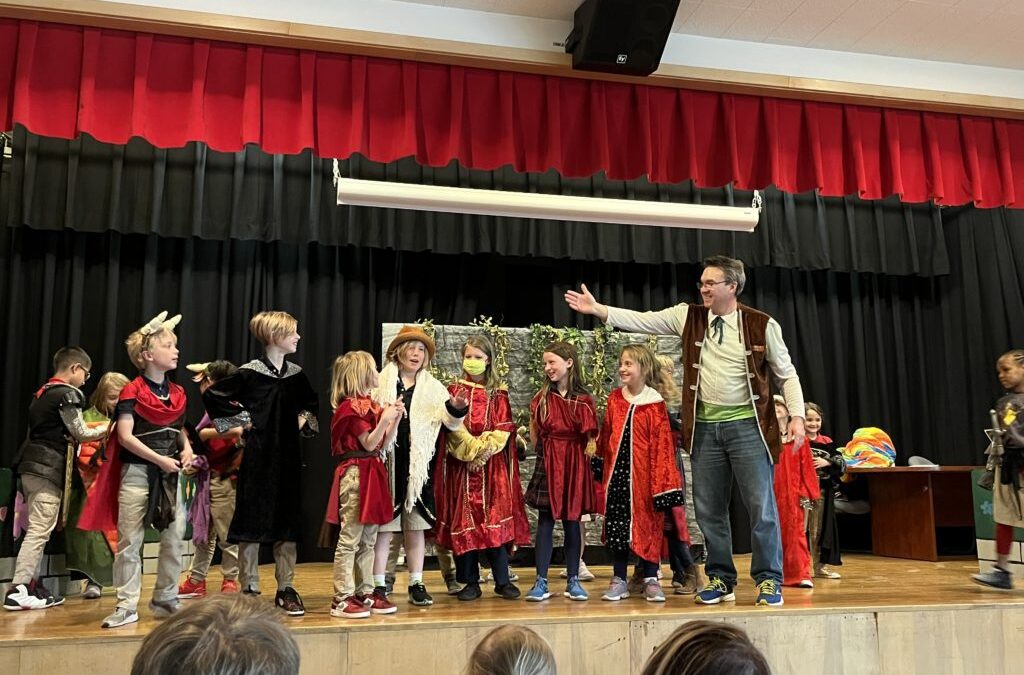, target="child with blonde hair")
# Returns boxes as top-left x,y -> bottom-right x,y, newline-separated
465,625 -> 556,675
